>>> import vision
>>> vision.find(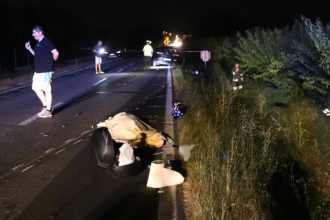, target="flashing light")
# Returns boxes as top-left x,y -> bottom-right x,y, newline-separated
99,48 -> 106,55
171,40 -> 182,48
